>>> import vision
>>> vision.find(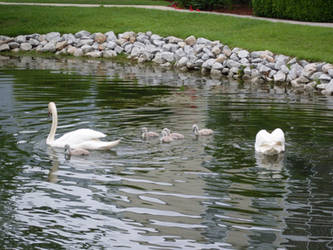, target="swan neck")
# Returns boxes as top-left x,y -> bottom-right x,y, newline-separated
47,105 -> 58,144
